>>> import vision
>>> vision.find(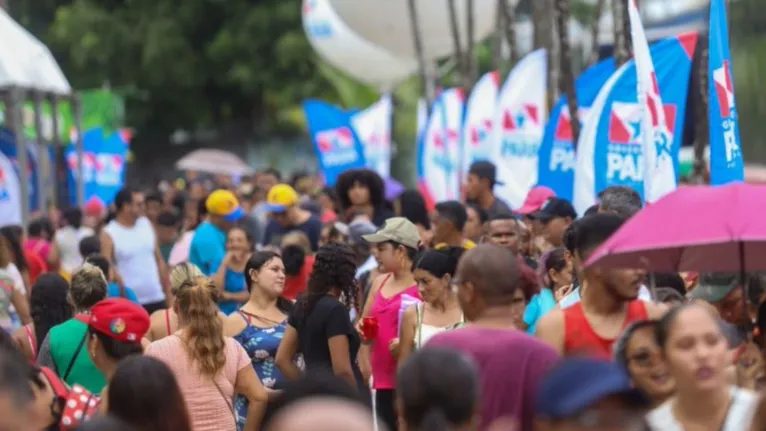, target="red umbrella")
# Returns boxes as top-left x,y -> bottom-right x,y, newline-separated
586,183 -> 766,273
